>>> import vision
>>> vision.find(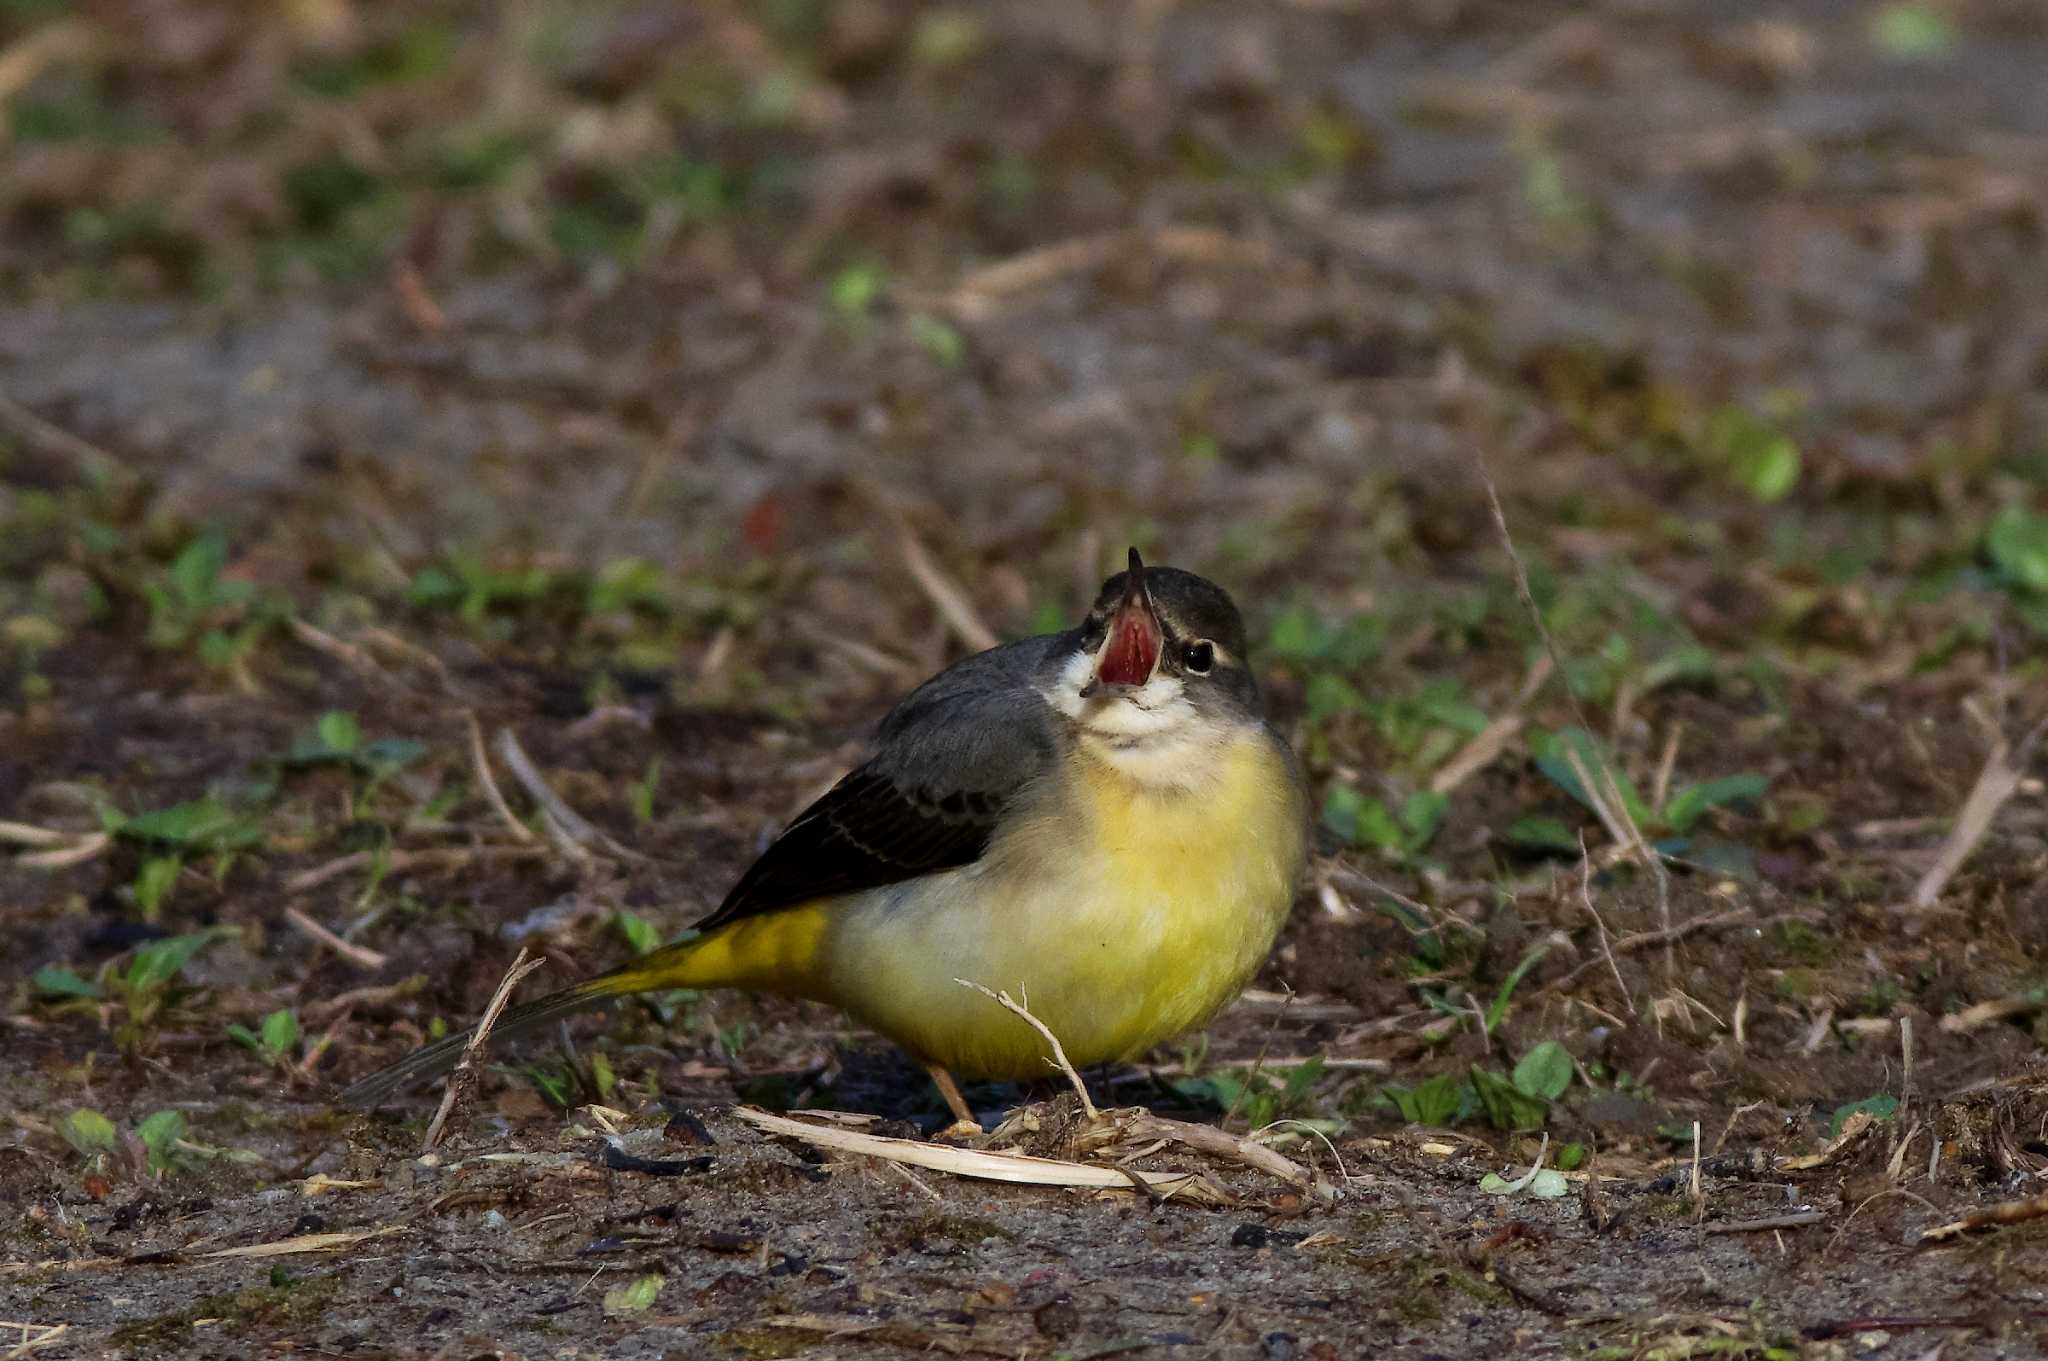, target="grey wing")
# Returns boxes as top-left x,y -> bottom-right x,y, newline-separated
692,633 -> 1071,931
